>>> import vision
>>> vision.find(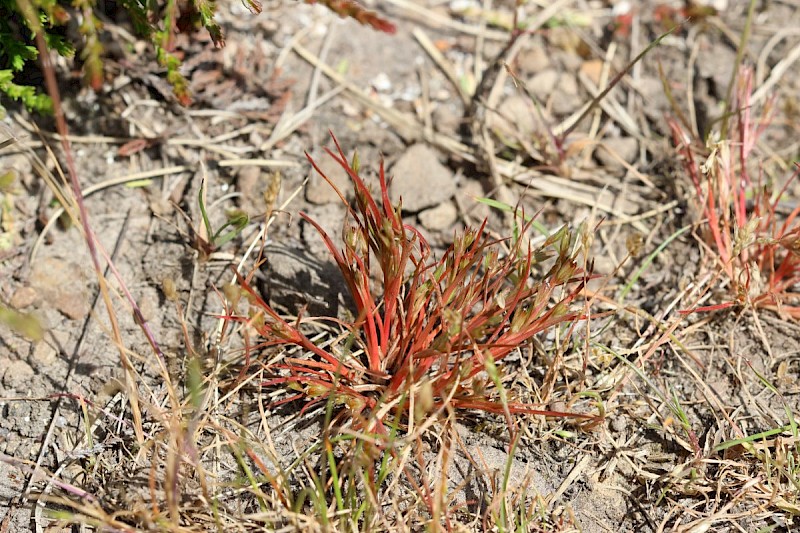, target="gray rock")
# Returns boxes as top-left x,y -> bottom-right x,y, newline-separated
432,101 -> 463,134
302,203 -> 347,259
527,69 -> 559,102
517,42 -> 551,74
30,340 -> 59,371
389,144 -> 456,213
552,48 -> 583,71
696,40 -> 736,100
489,95 -> 538,138
457,180 -> 491,222
611,414 -> 627,433
595,137 -> 639,172
419,201 -> 458,231
261,240 -> 346,317
136,287 -> 160,323
236,165 -> 263,216
306,153 -> 353,205
2,359 -> 34,391
9,286 -> 38,309
551,74 -> 582,115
